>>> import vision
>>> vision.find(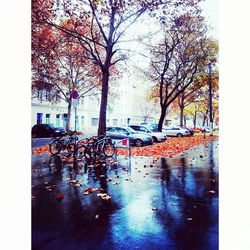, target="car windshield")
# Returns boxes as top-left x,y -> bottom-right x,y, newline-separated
124,127 -> 137,134
144,126 -> 153,132
149,127 -> 158,132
